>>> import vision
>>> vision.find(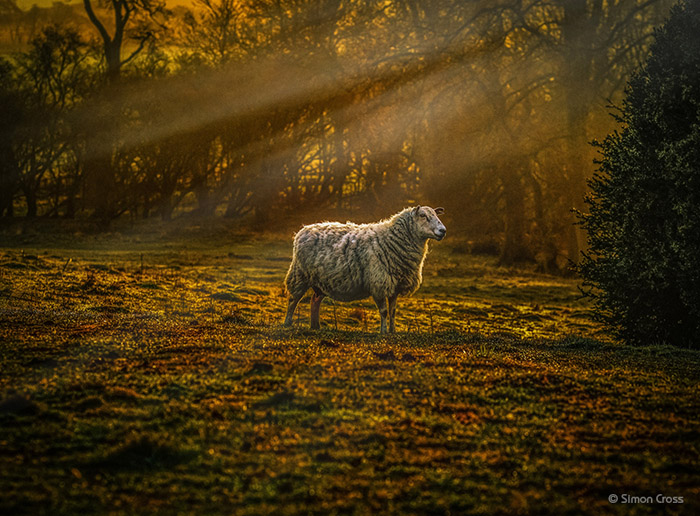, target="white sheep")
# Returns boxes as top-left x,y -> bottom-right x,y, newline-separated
283,206 -> 446,333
